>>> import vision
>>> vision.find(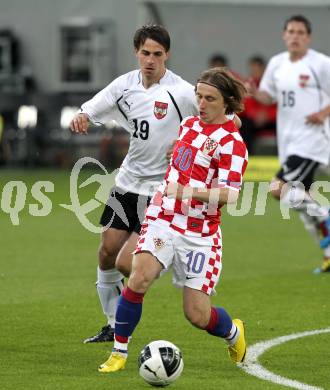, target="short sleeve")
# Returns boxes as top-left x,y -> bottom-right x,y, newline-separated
179,82 -> 199,118
217,137 -> 248,191
80,75 -> 126,125
259,57 -> 278,102
320,55 -> 330,97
